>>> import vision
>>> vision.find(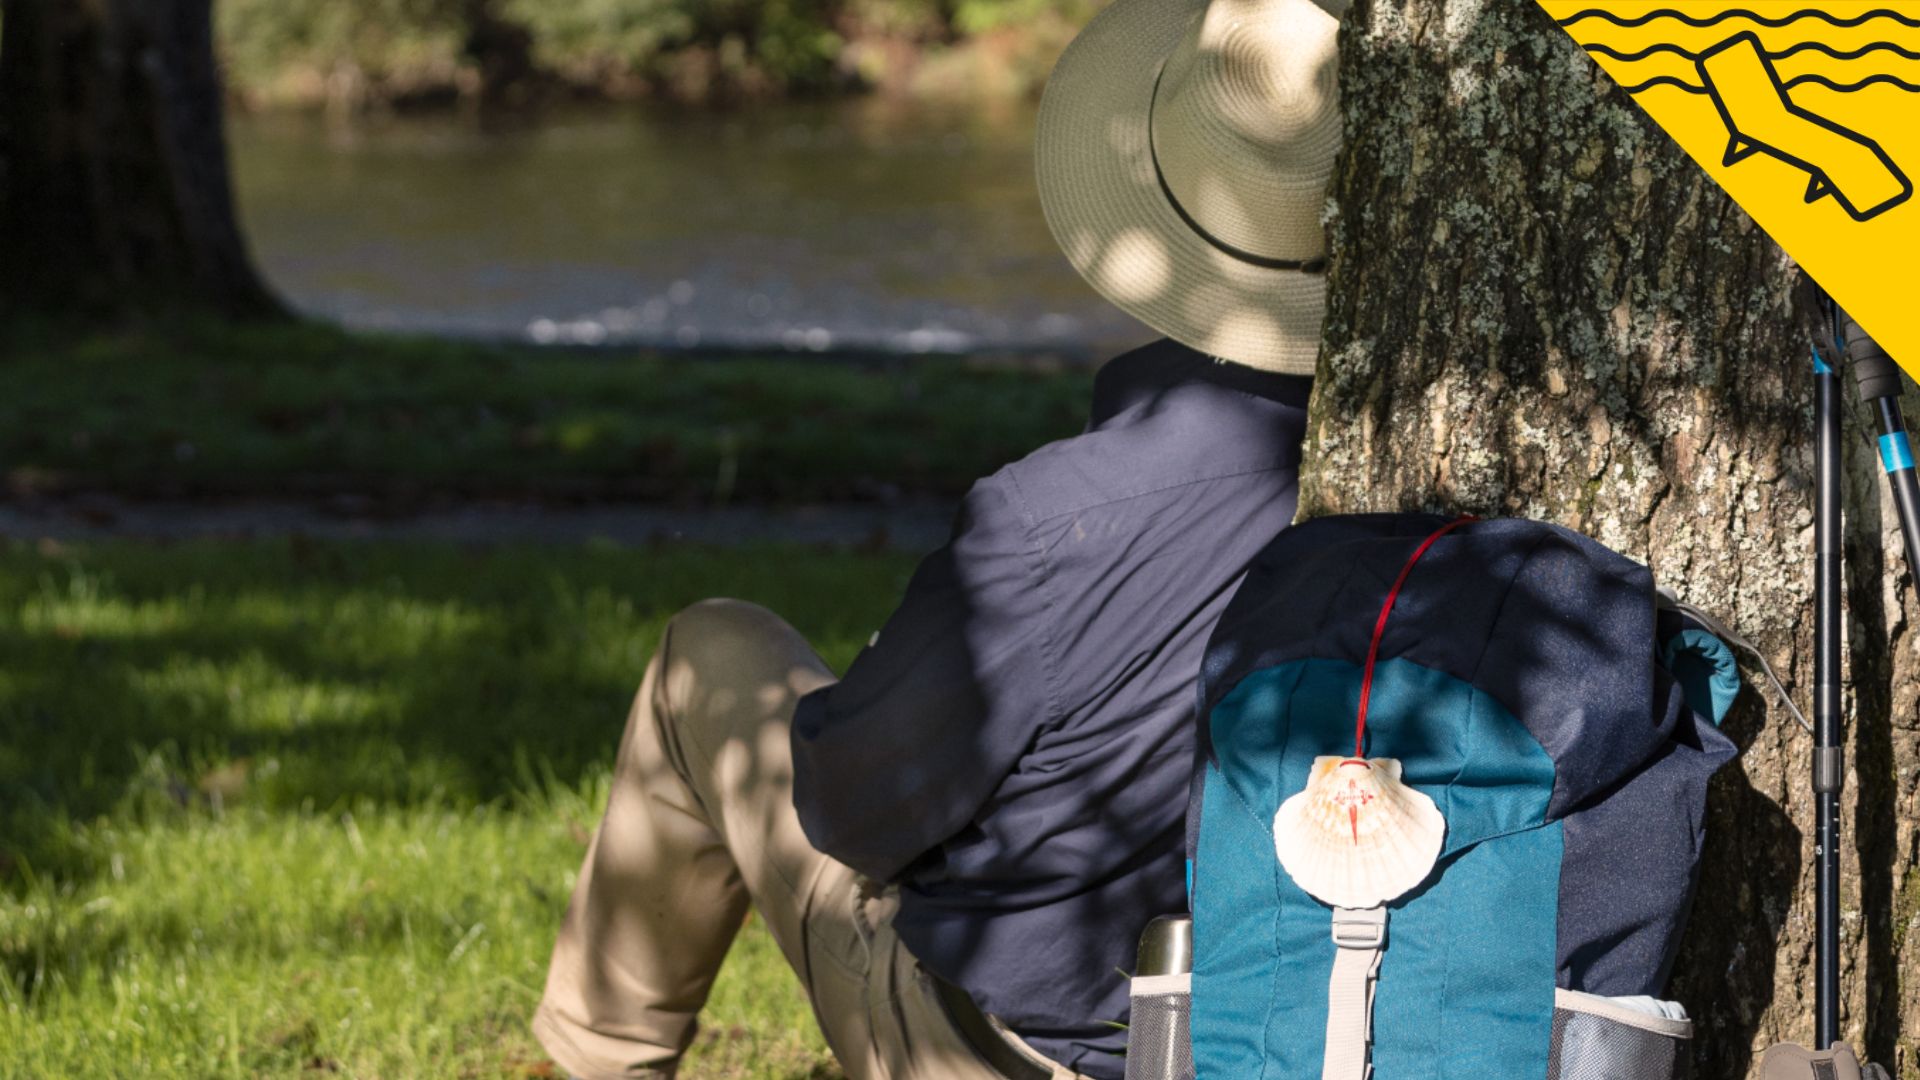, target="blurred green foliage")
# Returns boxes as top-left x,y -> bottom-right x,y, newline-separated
503,0 -> 845,94
219,0 -> 469,104
215,0 -> 1104,106
949,0 -> 1102,34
